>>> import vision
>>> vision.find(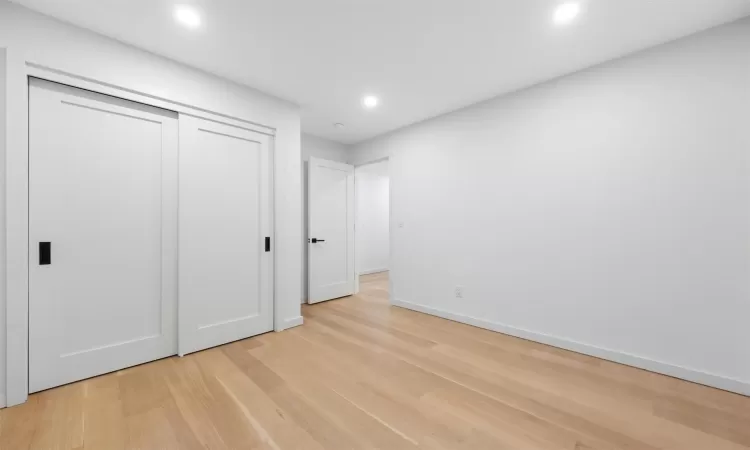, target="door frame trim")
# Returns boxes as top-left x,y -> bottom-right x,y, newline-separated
5,53 -> 281,407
